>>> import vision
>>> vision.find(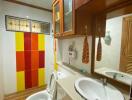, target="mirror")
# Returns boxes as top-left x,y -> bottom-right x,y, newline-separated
94,5 -> 132,86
